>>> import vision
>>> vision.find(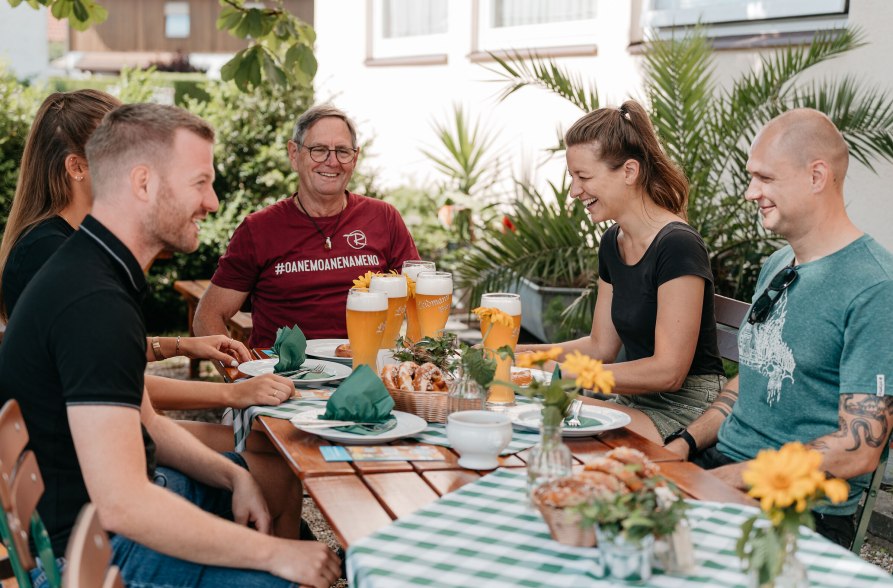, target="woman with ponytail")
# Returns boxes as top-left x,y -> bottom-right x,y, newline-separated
519,100 -> 725,447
